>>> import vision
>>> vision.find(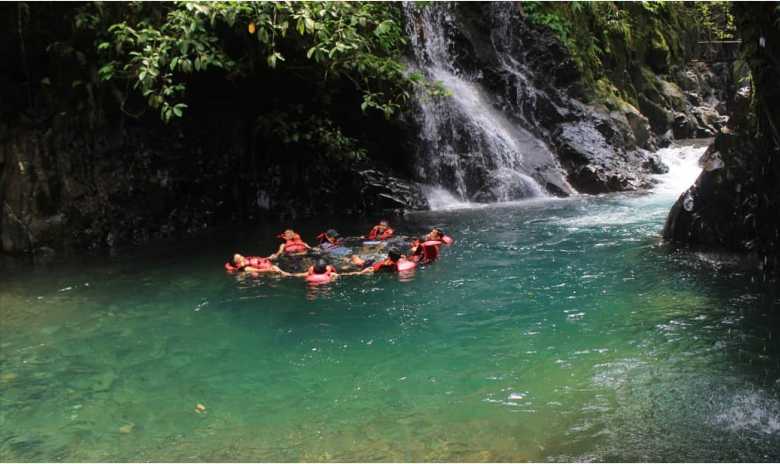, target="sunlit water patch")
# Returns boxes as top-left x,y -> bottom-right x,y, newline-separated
1,144 -> 779,461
